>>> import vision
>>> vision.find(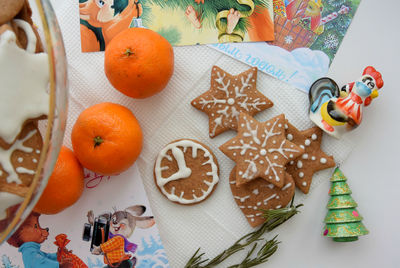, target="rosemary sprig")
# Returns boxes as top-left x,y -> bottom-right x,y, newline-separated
185,200 -> 303,268
228,236 -> 280,268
